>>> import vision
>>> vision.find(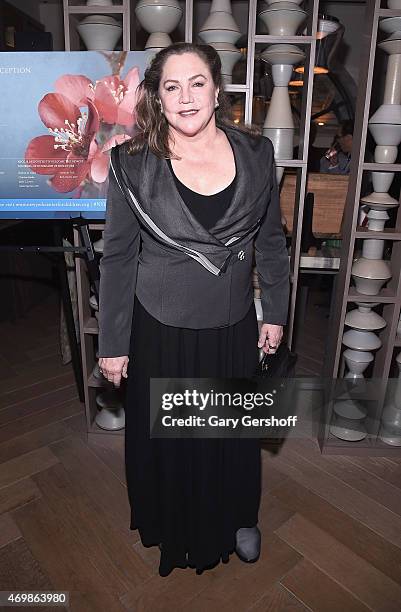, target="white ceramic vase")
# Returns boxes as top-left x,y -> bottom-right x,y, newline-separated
95,390 -> 125,430
345,302 -> 386,331
330,399 -> 368,441
351,236 -> 391,295
366,209 -> 389,231
261,44 -> 305,183
198,0 -> 241,84
258,2 -> 307,37
343,348 -> 374,379
379,352 -> 401,446
77,14 -> 122,50
135,0 -> 183,50
342,329 -> 382,352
